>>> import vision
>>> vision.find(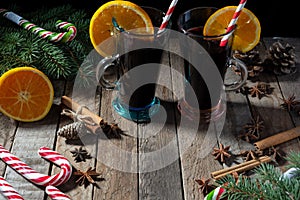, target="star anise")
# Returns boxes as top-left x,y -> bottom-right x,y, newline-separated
212,143 -> 231,163
74,167 -> 101,187
99,120 -> 125,139
280,94 -> 300,112
238,131 -> 260,143
238,149 -> 262,161
70,146 -> 91,162
267,146 -> 284,163
240,116 -> 264,142
248,82 -> 272,99
195,177 -> 214,195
